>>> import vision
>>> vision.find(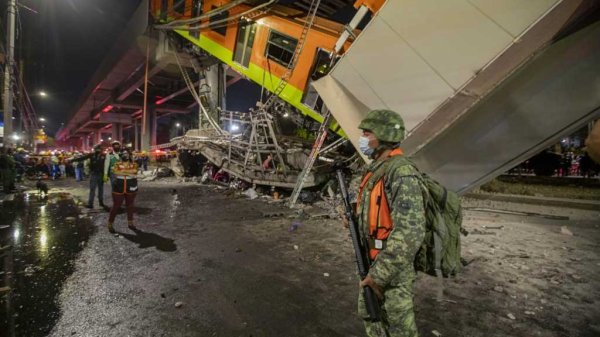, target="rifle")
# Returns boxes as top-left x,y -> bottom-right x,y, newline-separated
336,169 -> 381,322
